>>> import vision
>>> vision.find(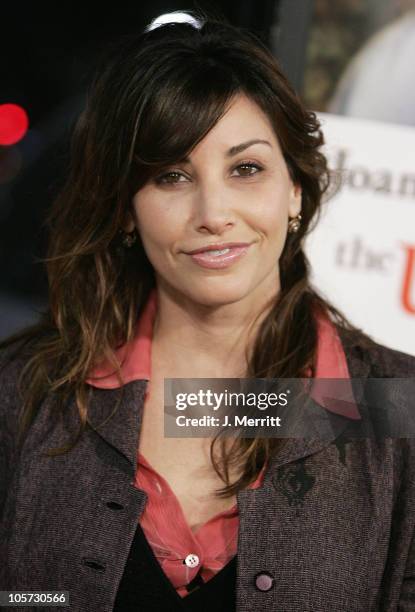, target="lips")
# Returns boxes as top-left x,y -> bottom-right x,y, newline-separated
185,242 -> 251,255
186,244 -> 252,270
